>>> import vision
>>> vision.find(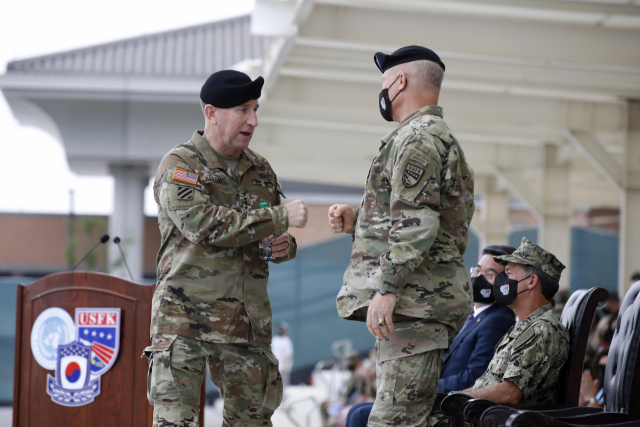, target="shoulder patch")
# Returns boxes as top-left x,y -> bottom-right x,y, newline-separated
402,164 -> 425,188
173,168 -> 199,185
177,186 -> 193,200
410,154 -> 428,167
512,327 -> 536,352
